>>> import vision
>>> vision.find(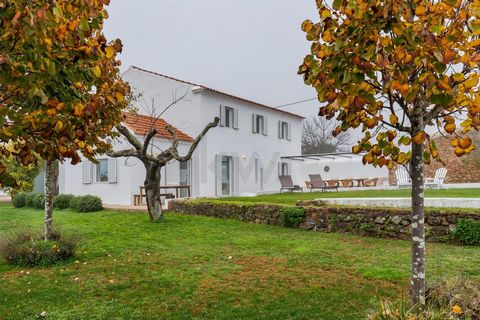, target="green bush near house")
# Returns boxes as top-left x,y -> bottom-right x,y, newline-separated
11,192 -> 28,208
281,207 -> 305,228
453,219 -> 480,245
71,195 -> 103,212
54,194 -> 76,210
24,192 -> 37,208
32,193 -> 45,209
